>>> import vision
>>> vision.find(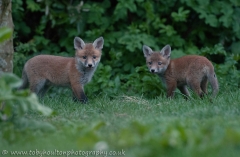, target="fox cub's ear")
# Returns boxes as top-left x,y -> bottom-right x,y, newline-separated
160,45 -> 171,59
143,45 -> 153,57
74,37 -> 85,50
93,37 -> 104,50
